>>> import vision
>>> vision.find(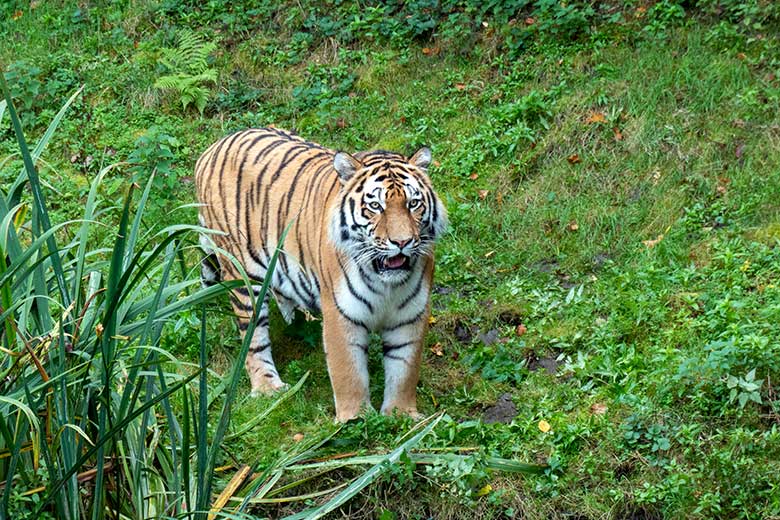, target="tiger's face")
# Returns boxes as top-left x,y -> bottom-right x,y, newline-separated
331,148 -> 447,281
